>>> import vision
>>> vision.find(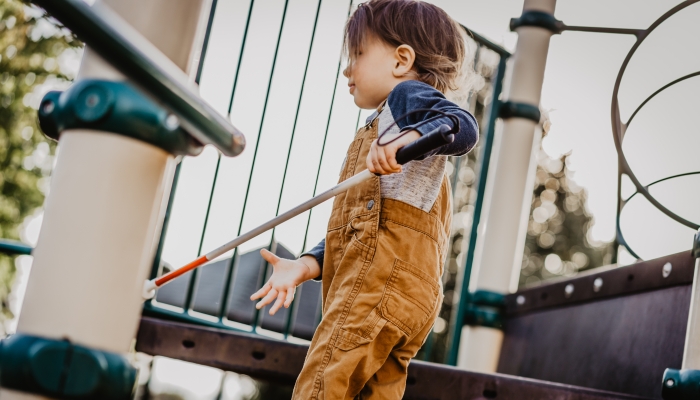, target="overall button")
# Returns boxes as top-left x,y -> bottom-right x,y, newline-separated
367,200 -> 375,210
